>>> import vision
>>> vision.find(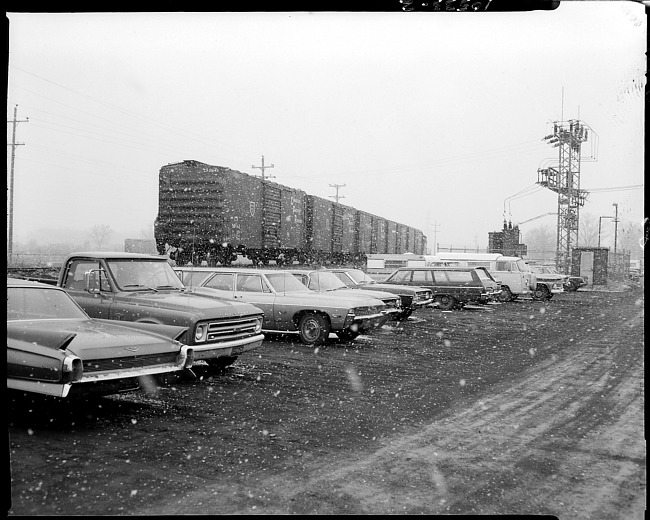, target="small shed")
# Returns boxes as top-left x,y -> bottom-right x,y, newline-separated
571,247 -> 630,286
